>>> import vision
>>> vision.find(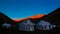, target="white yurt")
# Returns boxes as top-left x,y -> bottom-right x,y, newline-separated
36,20 -> 56,30
18,19 -> 35,31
